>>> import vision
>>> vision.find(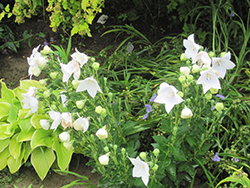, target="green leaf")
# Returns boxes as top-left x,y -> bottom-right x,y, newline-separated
216,171 -> 250,187
31,147 -> 56,180
23,141 -> 32,162
7,98 -> 21,123
53,140 -> 73,170
0,124 -> 14,139
31,113 -> 48,129
166,162 -> 176,181
0,80 -> 15,102
160,119 -> 172,134
0,147 -> 10,170
18,108 -> 32,119
9,134 -> 22,160
7,148 -> 25,173
4,4 -> 10,12
0,102 -> 10,119
0,138 -> 9,152
20,80 -> 44,91
5,42 -> 17,53
31,129 -> 55,149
